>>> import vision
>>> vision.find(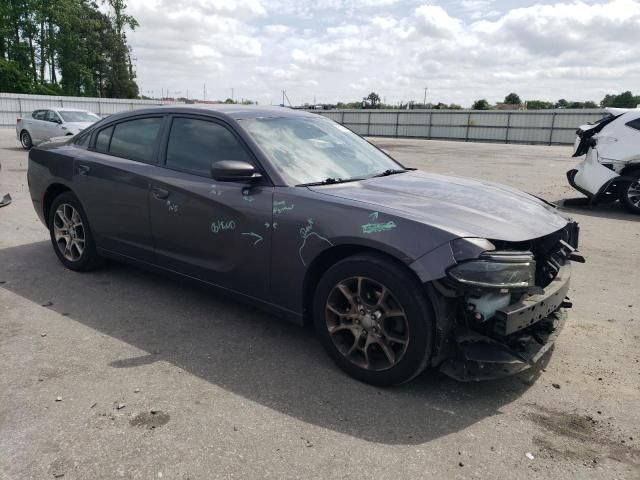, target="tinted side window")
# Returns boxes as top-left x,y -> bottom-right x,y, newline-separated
626,118 -> 640,131
165,118 -> 250,176
33,110 -> 45,120
44,110 -> 60,123
95,126 -> 113,152
109,117 -> 163,163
